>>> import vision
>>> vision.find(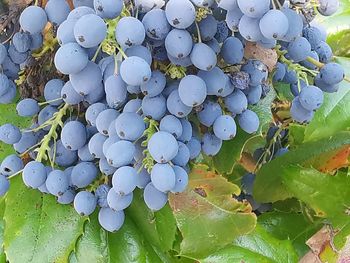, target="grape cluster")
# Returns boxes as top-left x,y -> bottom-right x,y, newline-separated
0,0 -> 345,232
